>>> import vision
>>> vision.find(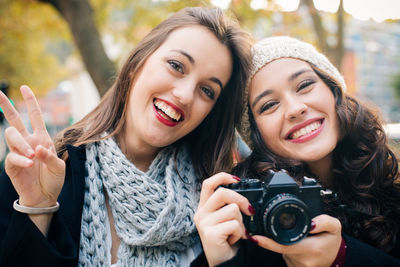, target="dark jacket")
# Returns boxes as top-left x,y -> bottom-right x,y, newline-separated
215,235 -> 400,267
1,145 -> 400,266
